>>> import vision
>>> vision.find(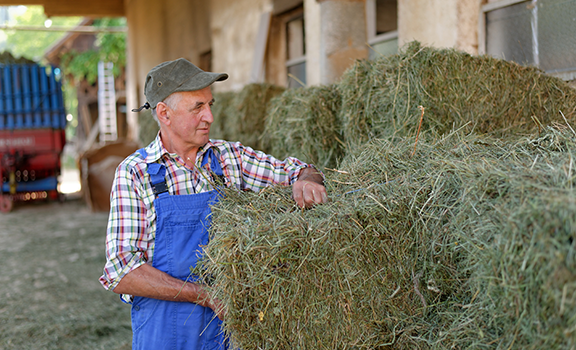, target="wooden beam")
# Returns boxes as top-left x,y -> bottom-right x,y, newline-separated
0,25 -> 127,33
0,1 -> 44,5
43,0 -> 125,17
0,0 -> 125,17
